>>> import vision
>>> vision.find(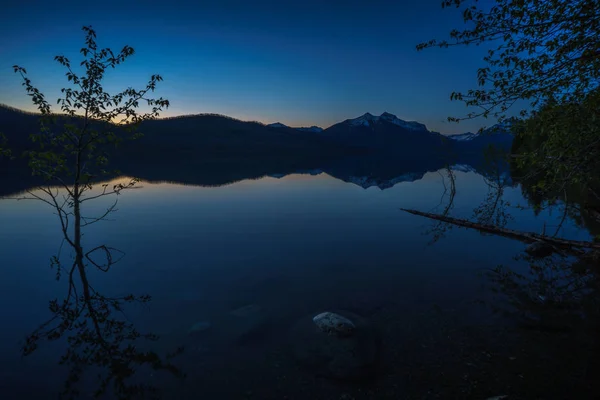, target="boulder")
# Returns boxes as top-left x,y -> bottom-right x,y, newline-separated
289,310 -> 380,381
312,312 -> 356,337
